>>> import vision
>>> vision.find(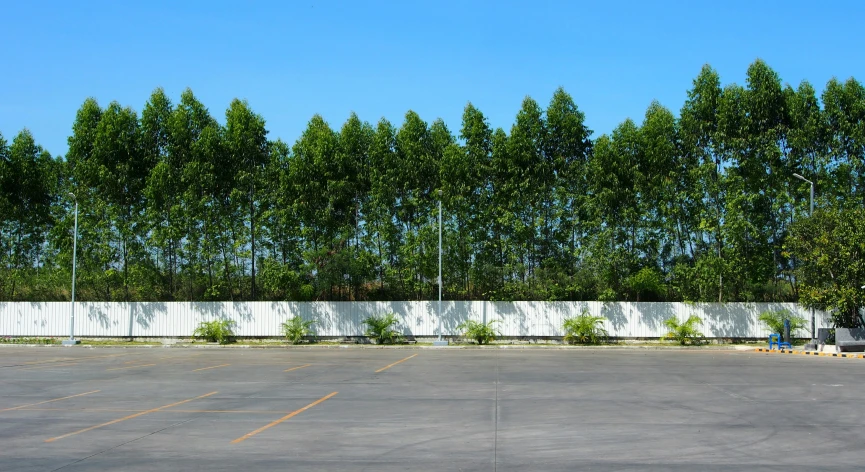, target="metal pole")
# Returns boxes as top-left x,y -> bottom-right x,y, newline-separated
438,192 -> 442,342
794,173 -> 816,339
433,189 -> 447,346
809,180 -> 814,338
64,194 -> 80,345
